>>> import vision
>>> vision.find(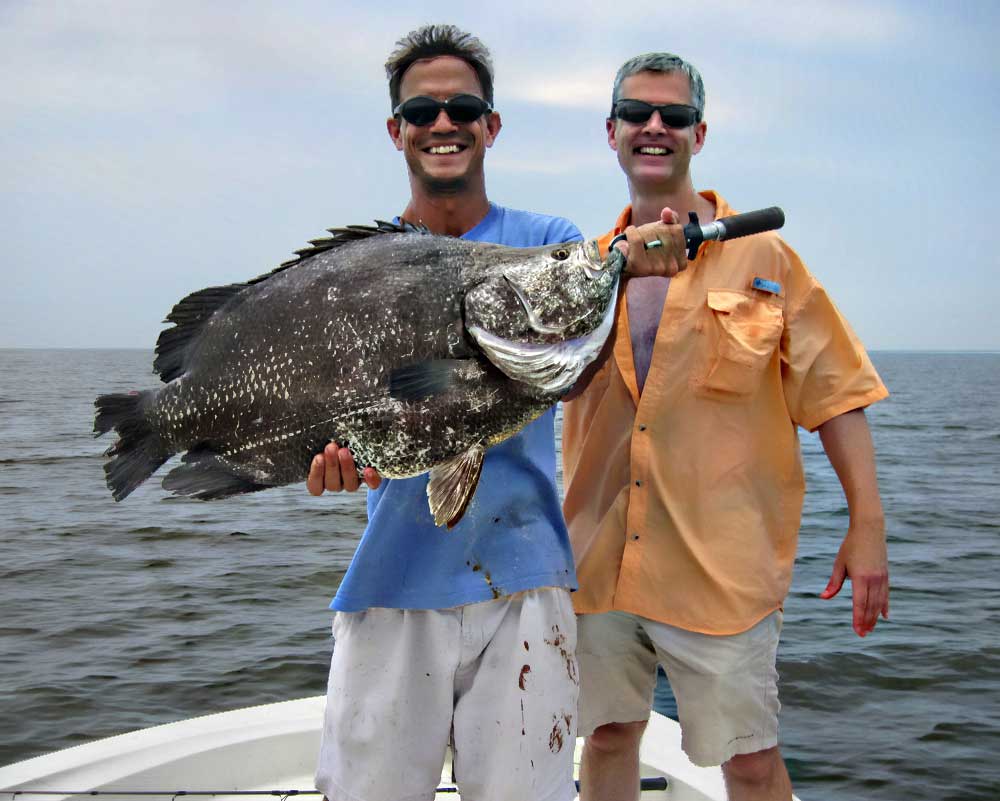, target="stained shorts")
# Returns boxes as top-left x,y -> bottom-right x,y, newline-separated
315,587 -> 579,801
576,609 -> 782,767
